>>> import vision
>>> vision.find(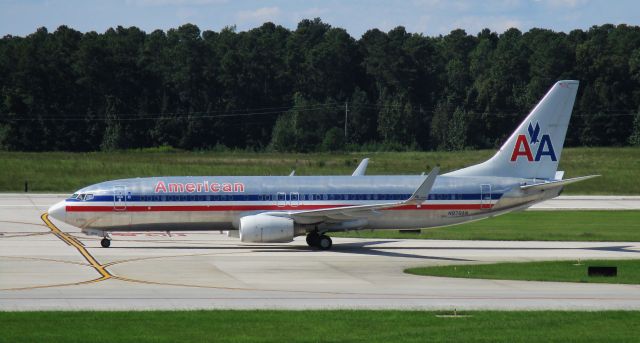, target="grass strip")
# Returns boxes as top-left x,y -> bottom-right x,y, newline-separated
335,210 -> 640,241
405,259 -> 640,284
0,147 -> 636,193
1,310 -> 639,343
